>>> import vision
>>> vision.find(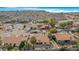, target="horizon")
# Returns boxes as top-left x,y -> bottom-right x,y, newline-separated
0,7 -> 79,13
